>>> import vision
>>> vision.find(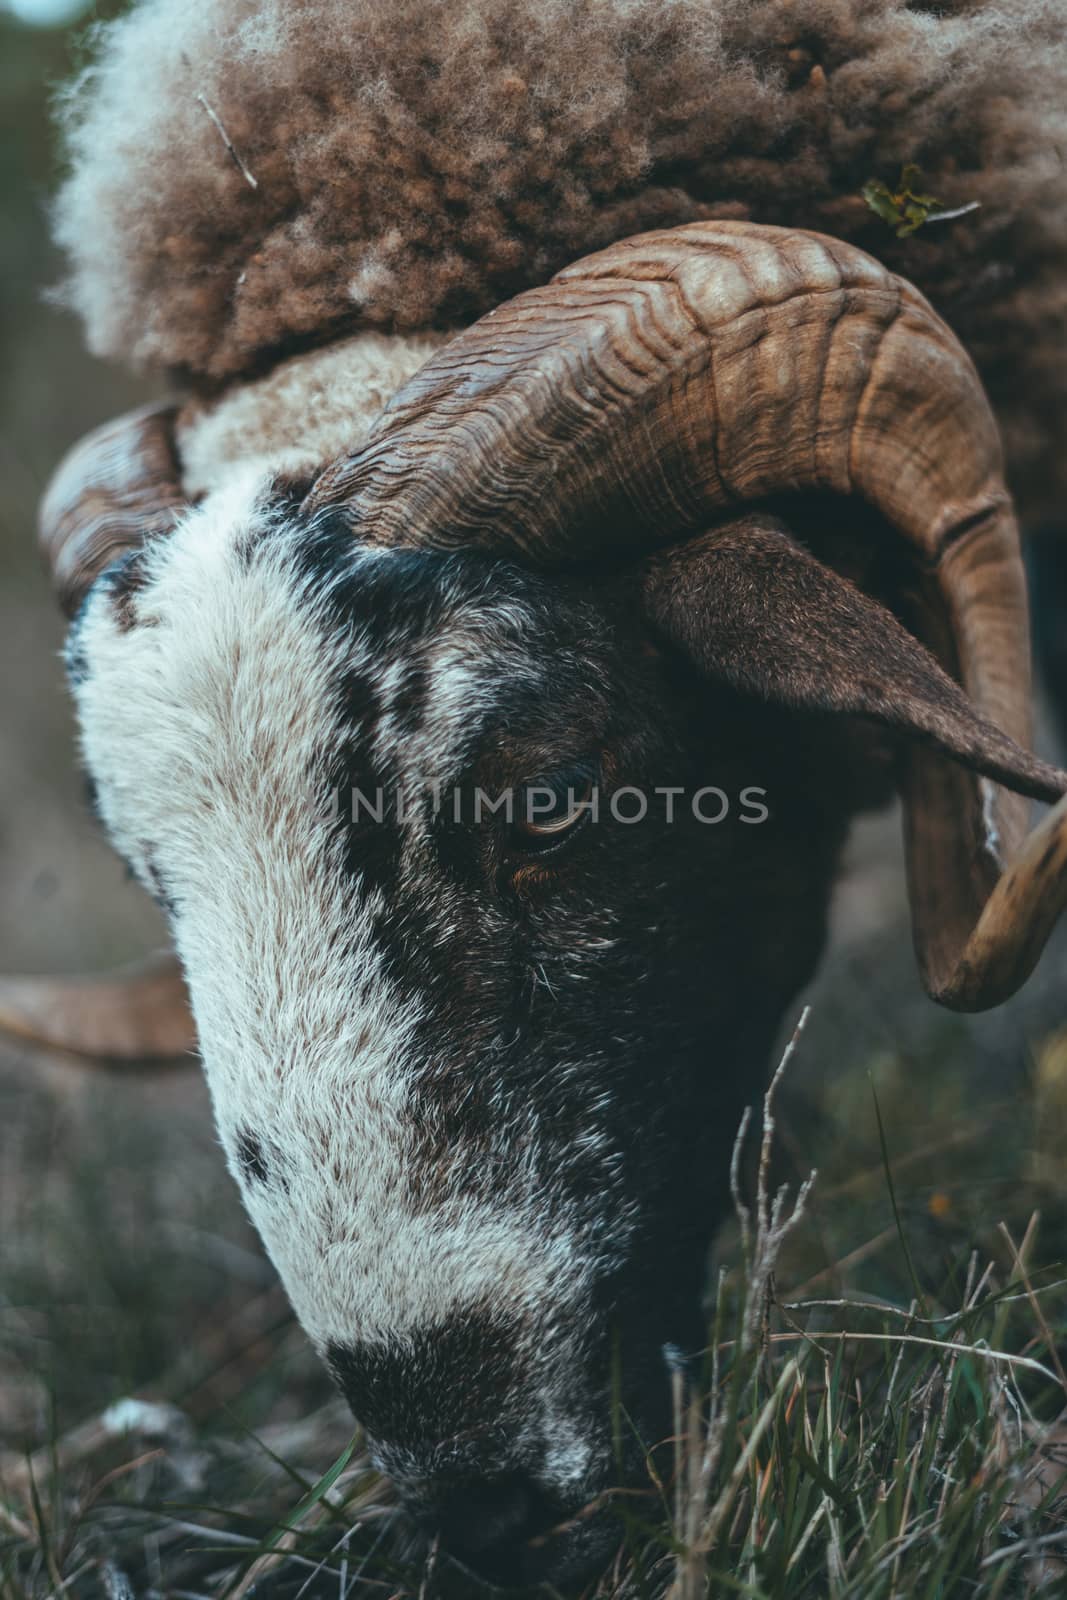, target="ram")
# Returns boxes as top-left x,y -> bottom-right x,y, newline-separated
5,0 -> 1067,1587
